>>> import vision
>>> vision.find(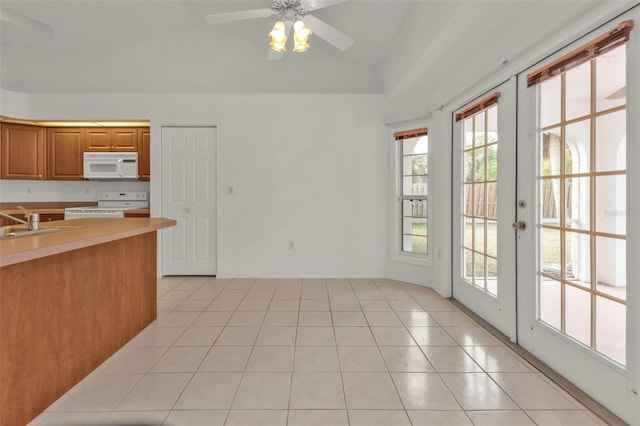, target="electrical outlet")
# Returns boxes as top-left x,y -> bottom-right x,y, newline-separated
288,241 -> 295,250
26,187 -> 31,194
